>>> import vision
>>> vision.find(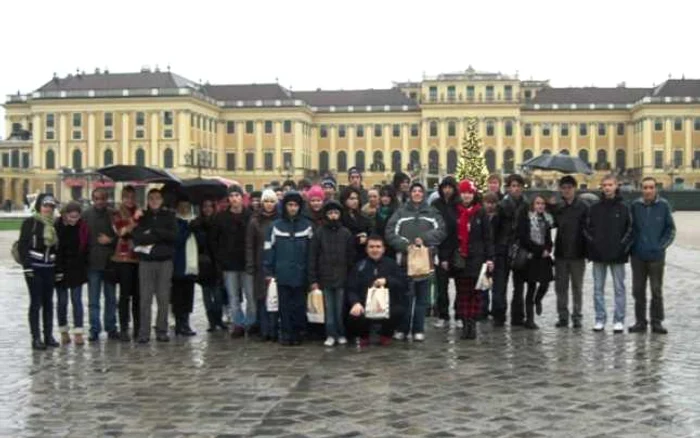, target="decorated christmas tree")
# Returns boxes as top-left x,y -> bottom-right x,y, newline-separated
455,117 -> 489,190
